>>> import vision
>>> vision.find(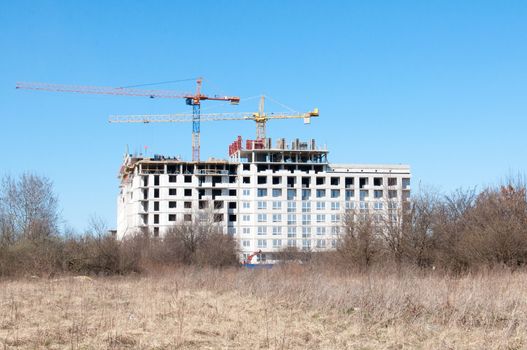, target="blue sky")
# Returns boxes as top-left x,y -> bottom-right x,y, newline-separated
1,0 -> 526,231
